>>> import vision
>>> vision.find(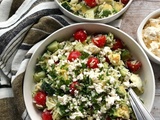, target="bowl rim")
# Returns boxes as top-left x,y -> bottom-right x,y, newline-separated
55,0 -> 133,22
24,23 -> 155,120
137,8 -> 160,64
